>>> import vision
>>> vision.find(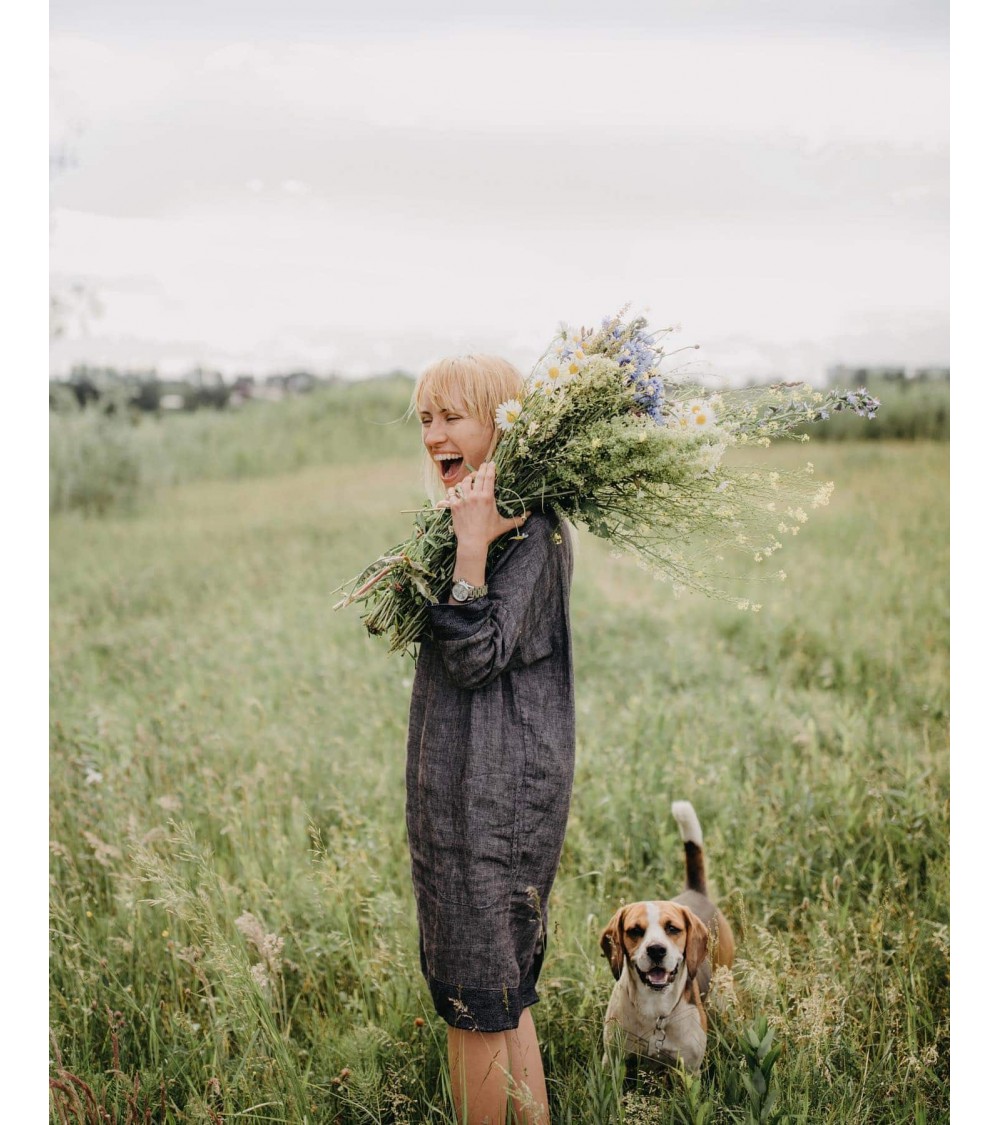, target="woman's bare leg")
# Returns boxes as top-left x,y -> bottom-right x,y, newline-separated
504,1009 -> 550,1124
447,1027 -> 510,1125
446,1010 -> 549,1124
